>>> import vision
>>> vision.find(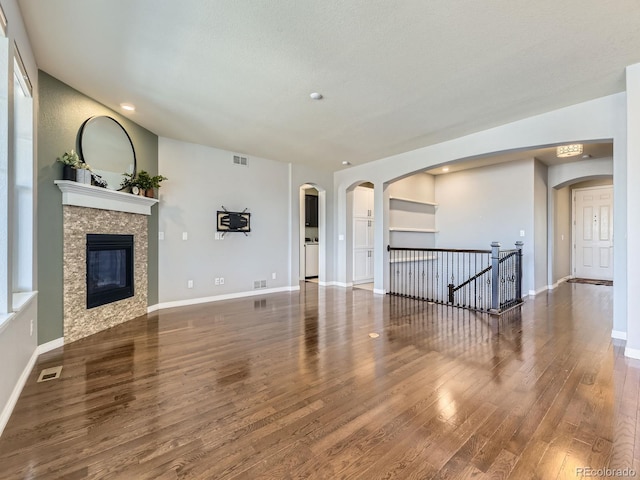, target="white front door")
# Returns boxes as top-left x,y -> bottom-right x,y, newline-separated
574,186 -> 613,280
